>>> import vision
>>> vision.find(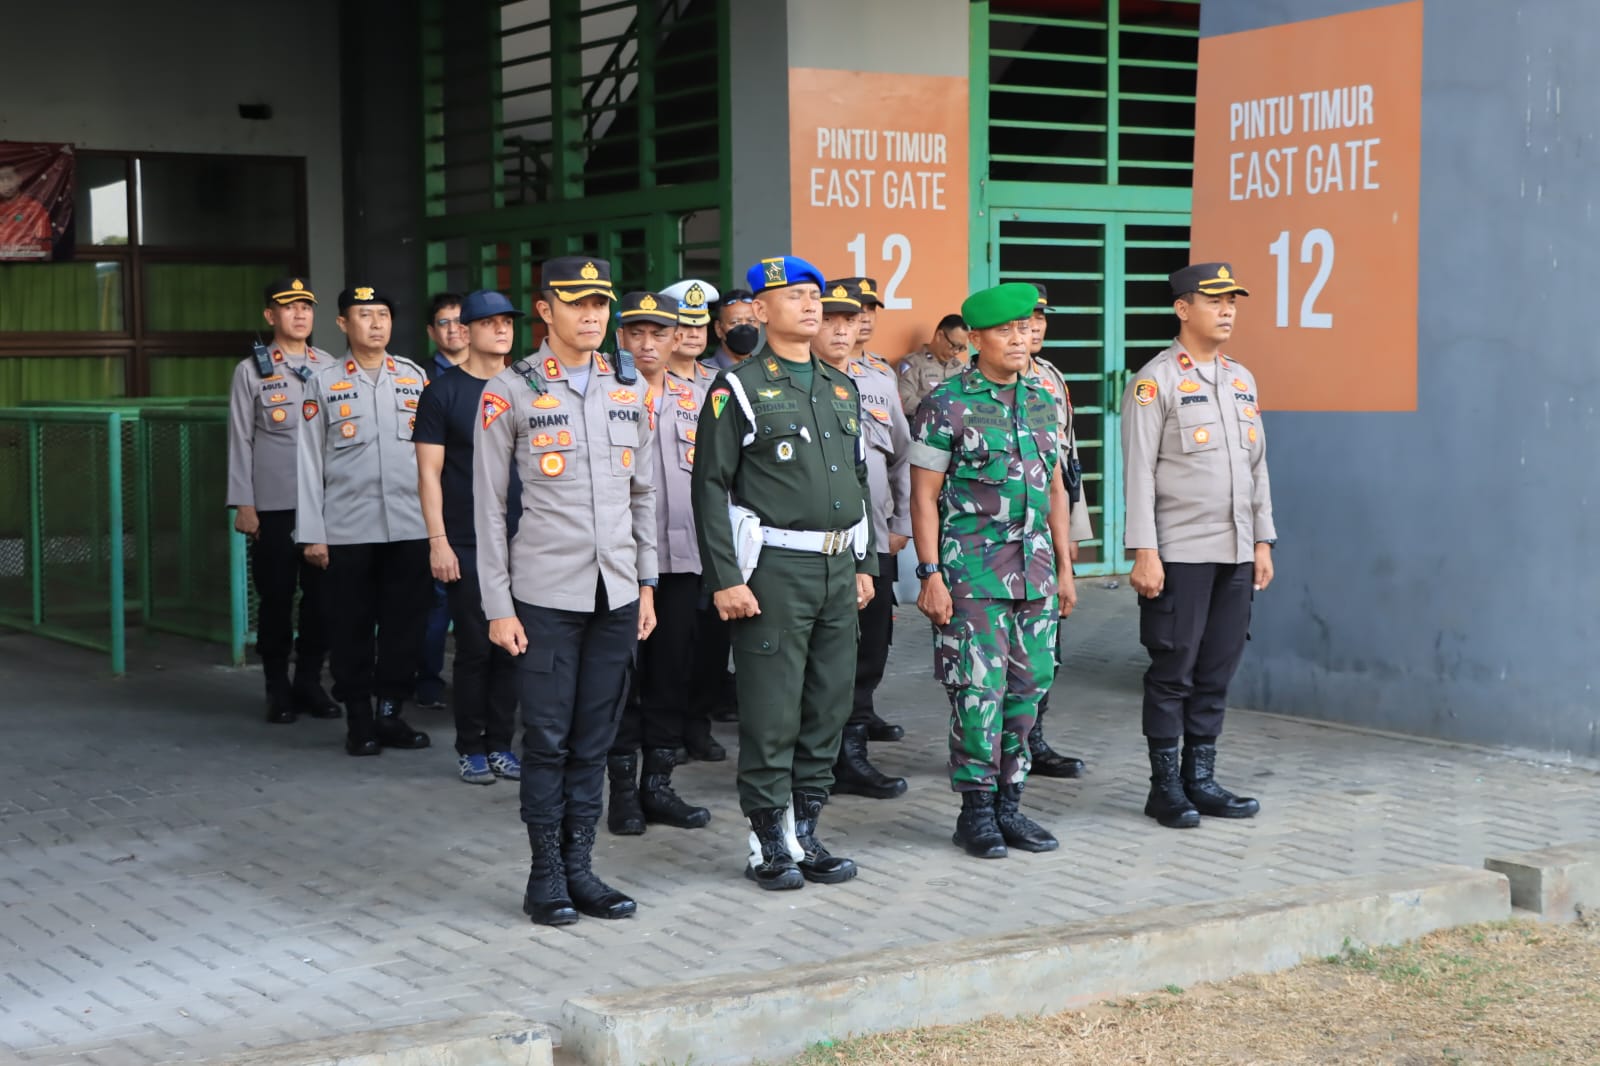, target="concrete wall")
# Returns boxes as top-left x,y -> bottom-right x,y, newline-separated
0,0 -> 344,292
1209,0 -> 1600,758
